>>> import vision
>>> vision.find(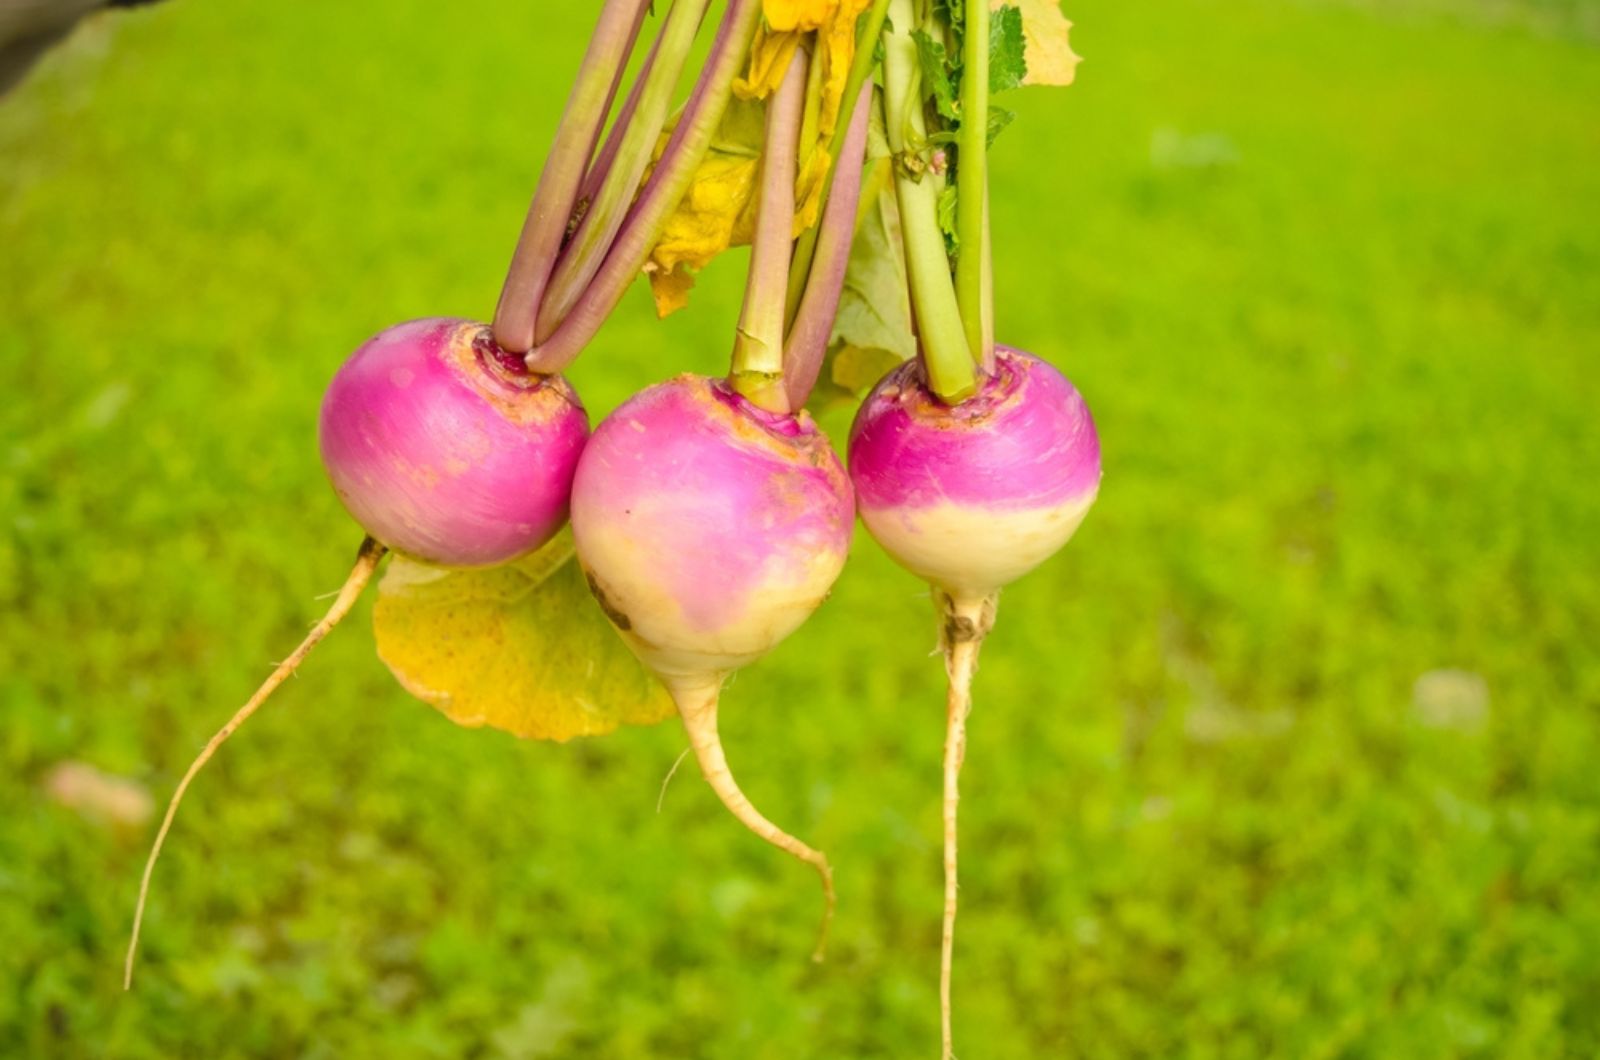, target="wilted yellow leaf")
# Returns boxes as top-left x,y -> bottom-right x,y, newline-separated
373,529 -> 674,742
996,0 -> 1081,86
817,0 -> 870,134
736,28 -> 804,100
764,0 -> 837,32
647,0 -> 871,316
648,265 -> 698,317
